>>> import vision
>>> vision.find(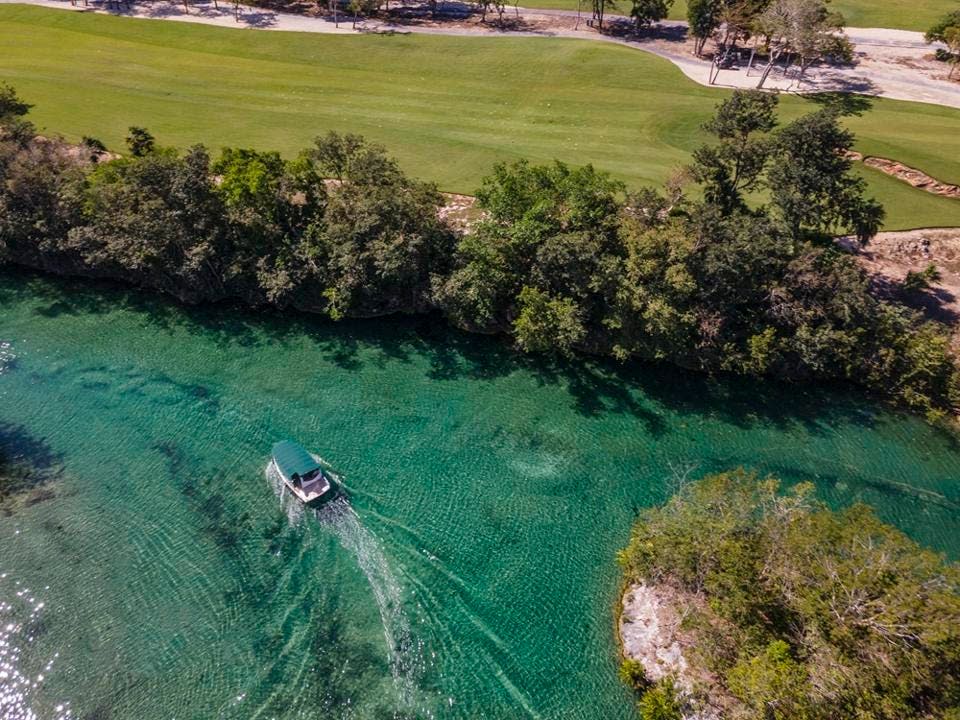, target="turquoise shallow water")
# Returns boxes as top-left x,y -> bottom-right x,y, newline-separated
1,270 -> 959,720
